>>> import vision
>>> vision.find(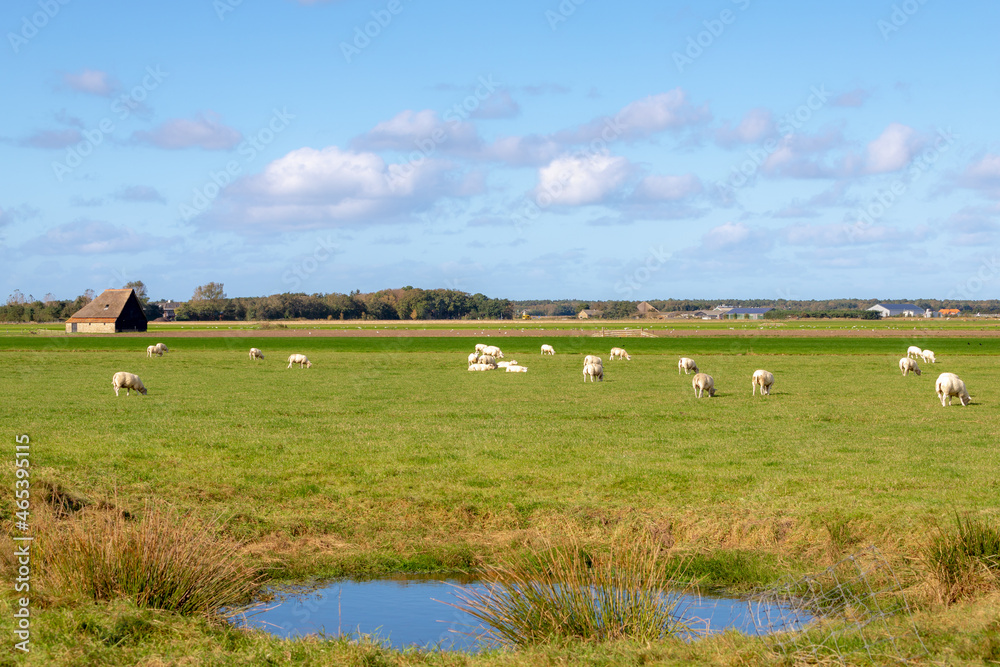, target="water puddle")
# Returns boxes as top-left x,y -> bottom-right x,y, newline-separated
231,574 -> 813,652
